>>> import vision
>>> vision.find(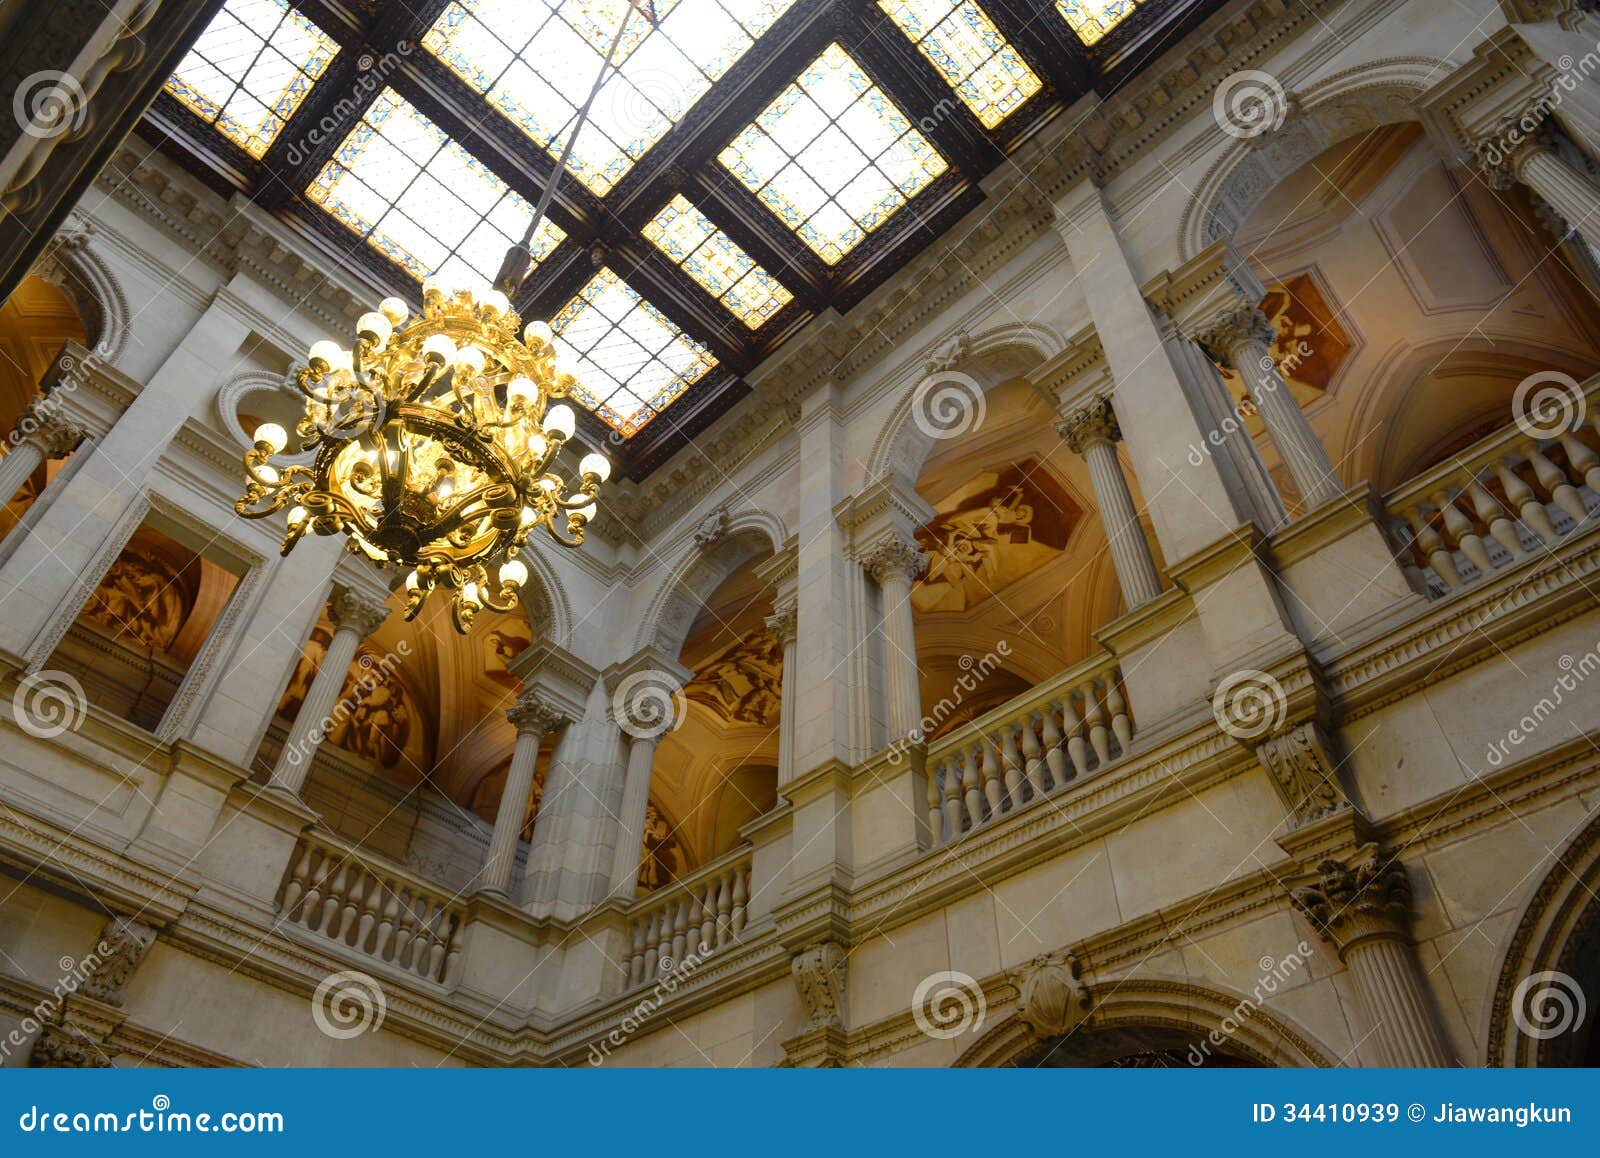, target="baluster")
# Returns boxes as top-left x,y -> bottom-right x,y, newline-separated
731,869 -> 748,935
1084,685 -> 1110,767
1411,508 -> 1461,588
1040,706 -> 1066,790
1384,516 -> 1430,593
1496,460 -> 1558,543
373,881 -> 399,961
424,905 -> 449,980
1435,490 -> 1490,575
980,740 -> 1003,818
689,887 -> 708,956
715,871 -> 734,947
393,891 -> 419,971
1467,478 -> 1522,560
629,917 -> 647,988
670,895 -> 688,966
354,871 -> 382,955
960,745 -> 983,830
1106,680 -> 1132,754
279,844 -> 314,917
999,725 -> 1024,809
298,852 -> 330,932
926,761 -> 944,844
1528,444 -> 1587,524
941,756 -> 964,838
1021,714 -> 1046,799
318,862 -> 349,936
335,868 -> 365,944
643,908 -> 661,979
441,915 -> 463,988
1559,432 -> 1600,500
1060,696 -> 1089,779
